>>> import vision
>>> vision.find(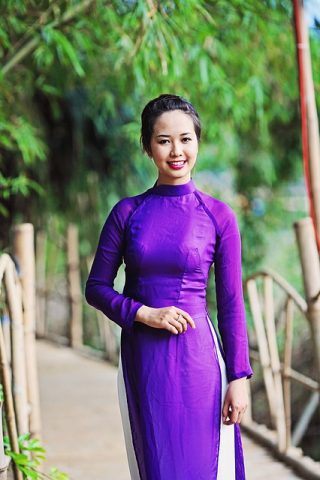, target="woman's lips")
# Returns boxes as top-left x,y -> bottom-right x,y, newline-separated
167,160 -> 187,170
